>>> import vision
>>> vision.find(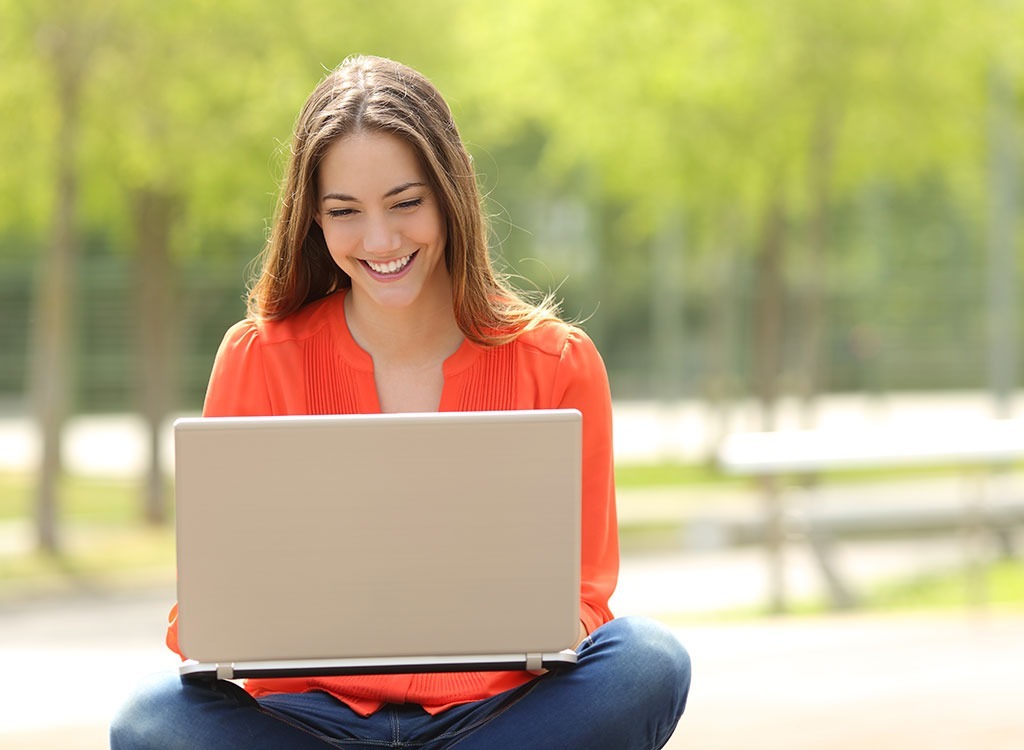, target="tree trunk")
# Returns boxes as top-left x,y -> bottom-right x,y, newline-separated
986,67 -> 1019,419
133,189 -> 179,525
752,197 -> 787,613
795,108 -> 836,429
702,216 -> 740,460
753,199 -> 786,433
650,216 -> 686,401
29,24 -> 86,553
